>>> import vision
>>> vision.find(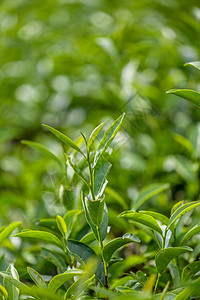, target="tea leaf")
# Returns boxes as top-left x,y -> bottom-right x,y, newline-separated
93,157 -> 112,197
168,201 -> 200,229
180,225 -> 200,245
87,122 -> 104,152
21,140 -> 62,167
93,113 -> 125,166
67,239 -> 97,265
155,246 -> 193,274
0,222 -> 21,245
119,211 -> 162,234
27,267 -> 46,287
13,230 -> 63,249
181,260 -> 200,283
184,61 -> 200,71
0,285 -> 8,299
139,211 -> 169,226
85,196 -> 104,226
166,89 -> 200,109
43,124 -> 85,156
64,209 -> 80,238
56,215 -> 67,238
3,265 -> 19,300
105,187 -> 128,210
48,269 -> 84,292
132,183 -> 170,211
64,274 -> 95,299
41,248 -> 67,272
103,233 -> 140,263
